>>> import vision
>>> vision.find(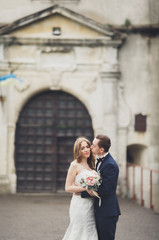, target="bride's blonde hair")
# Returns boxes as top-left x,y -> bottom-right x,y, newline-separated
73,137 -> 95,170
